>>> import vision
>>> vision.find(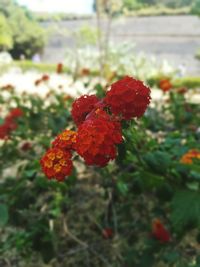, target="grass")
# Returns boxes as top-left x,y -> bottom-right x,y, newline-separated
13,60 -> 70,73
